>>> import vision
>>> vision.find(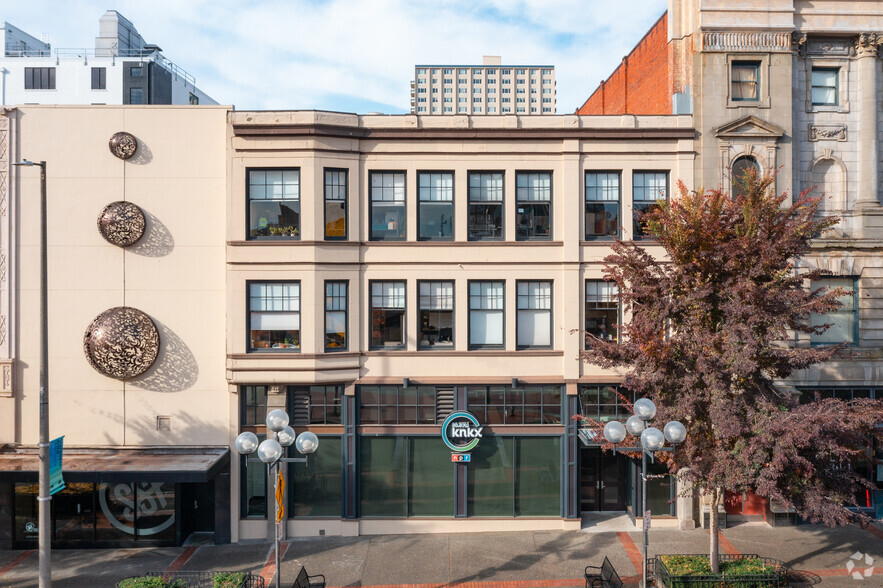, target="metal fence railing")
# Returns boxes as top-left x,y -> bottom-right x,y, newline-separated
655,554 -> 786,588
116,570 -> 265,588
